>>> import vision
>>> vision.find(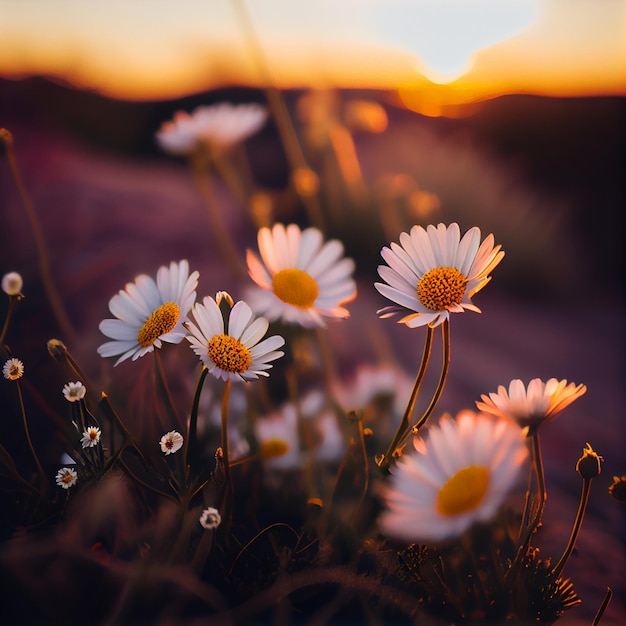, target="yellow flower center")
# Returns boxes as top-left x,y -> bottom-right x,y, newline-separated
436,465 -> 490,517
137,302 -> 180,347
62,473 -> 74,484
208,334 -> 252,373
272,268 -> 319,309
417,267 -> 468,311
260,438 -> 290,459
